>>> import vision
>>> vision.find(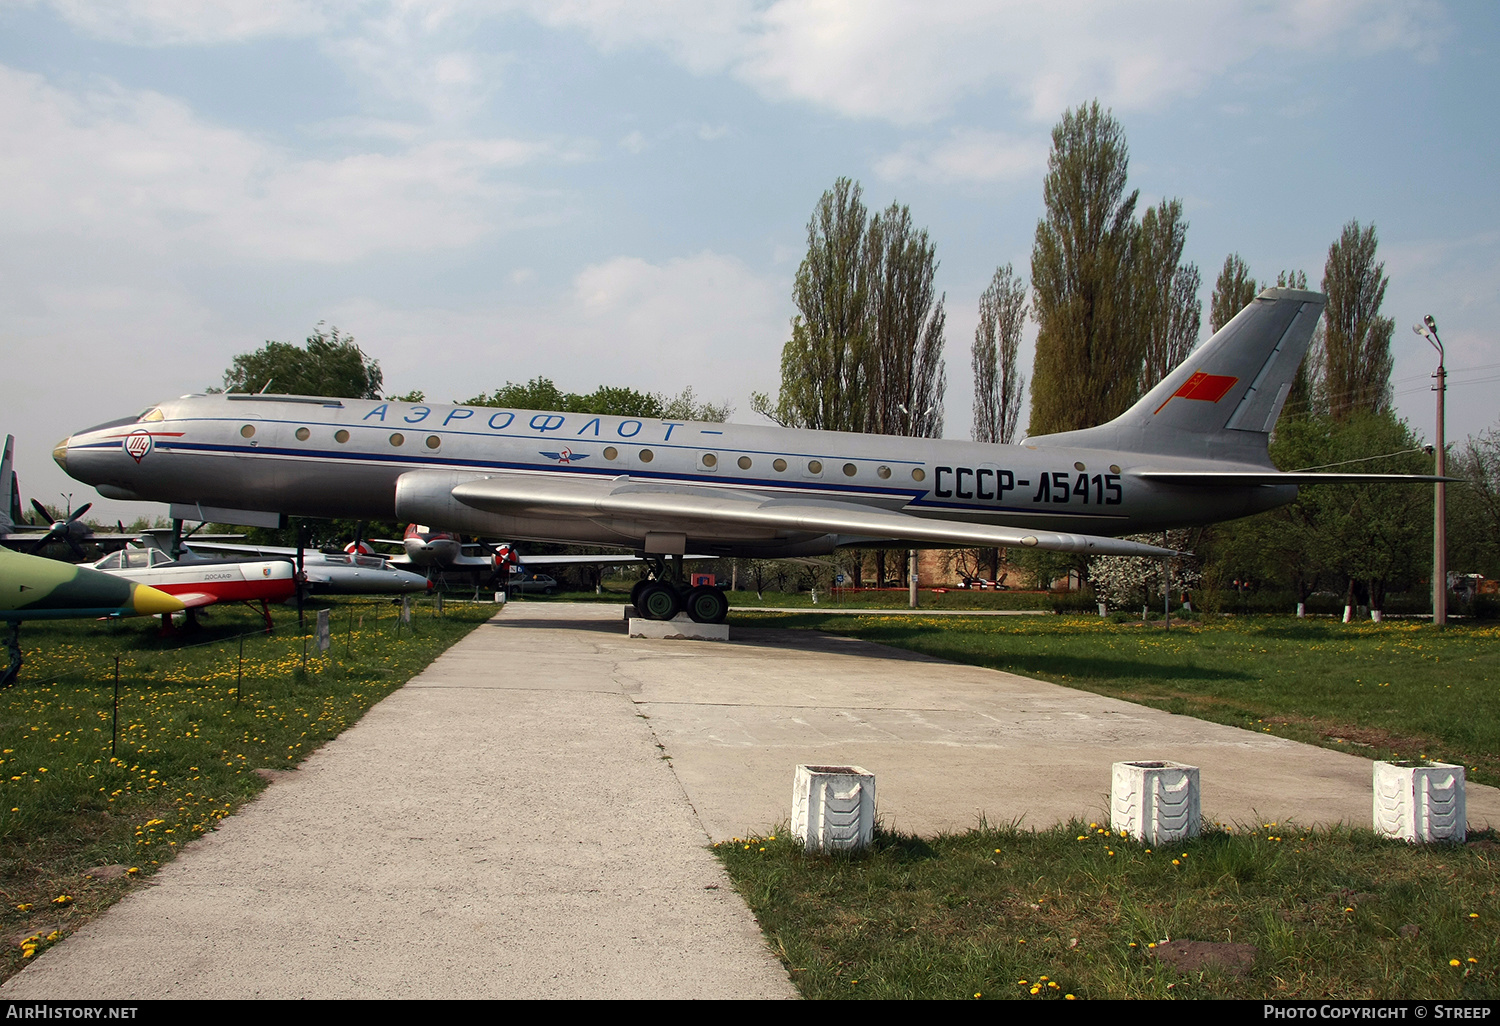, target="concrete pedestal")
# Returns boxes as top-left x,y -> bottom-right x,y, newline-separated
628,615 -> 730,641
